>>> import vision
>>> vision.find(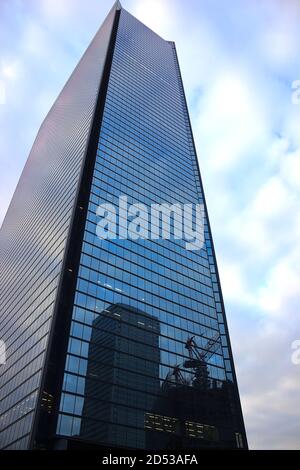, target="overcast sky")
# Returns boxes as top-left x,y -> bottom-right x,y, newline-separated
0,0 -> 299,449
